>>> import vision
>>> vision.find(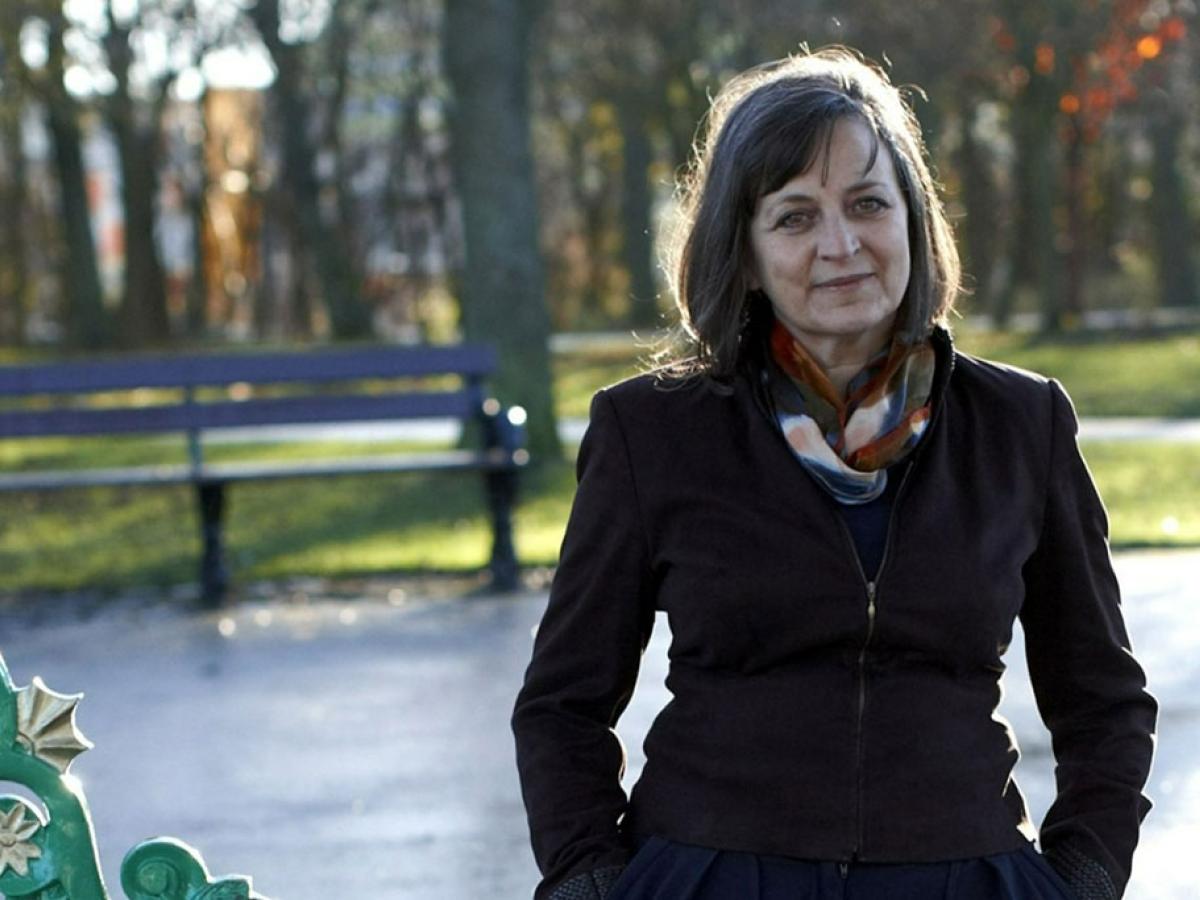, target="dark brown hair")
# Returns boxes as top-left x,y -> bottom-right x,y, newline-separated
664,47 -> 960,378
